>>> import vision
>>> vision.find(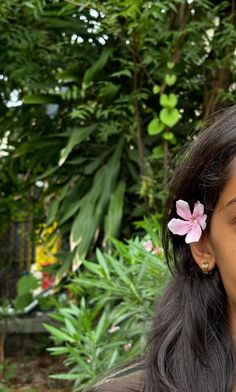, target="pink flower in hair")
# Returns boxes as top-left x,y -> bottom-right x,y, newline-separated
168,200 -> 207,244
